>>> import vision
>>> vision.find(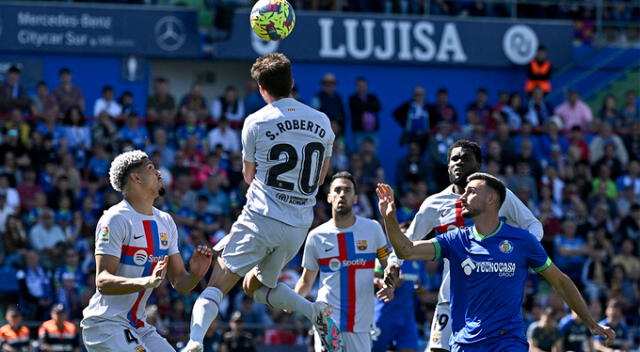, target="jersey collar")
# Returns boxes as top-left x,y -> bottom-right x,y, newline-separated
472,221 -> 503,241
